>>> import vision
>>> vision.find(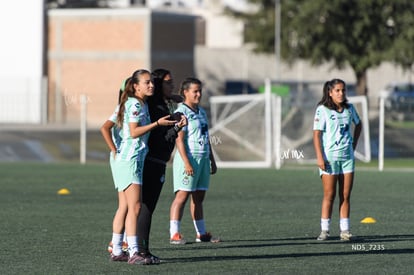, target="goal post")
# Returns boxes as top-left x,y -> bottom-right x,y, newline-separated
209,89 -> 273,168
378,97 -> 385,171
348,95 -> 371,163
